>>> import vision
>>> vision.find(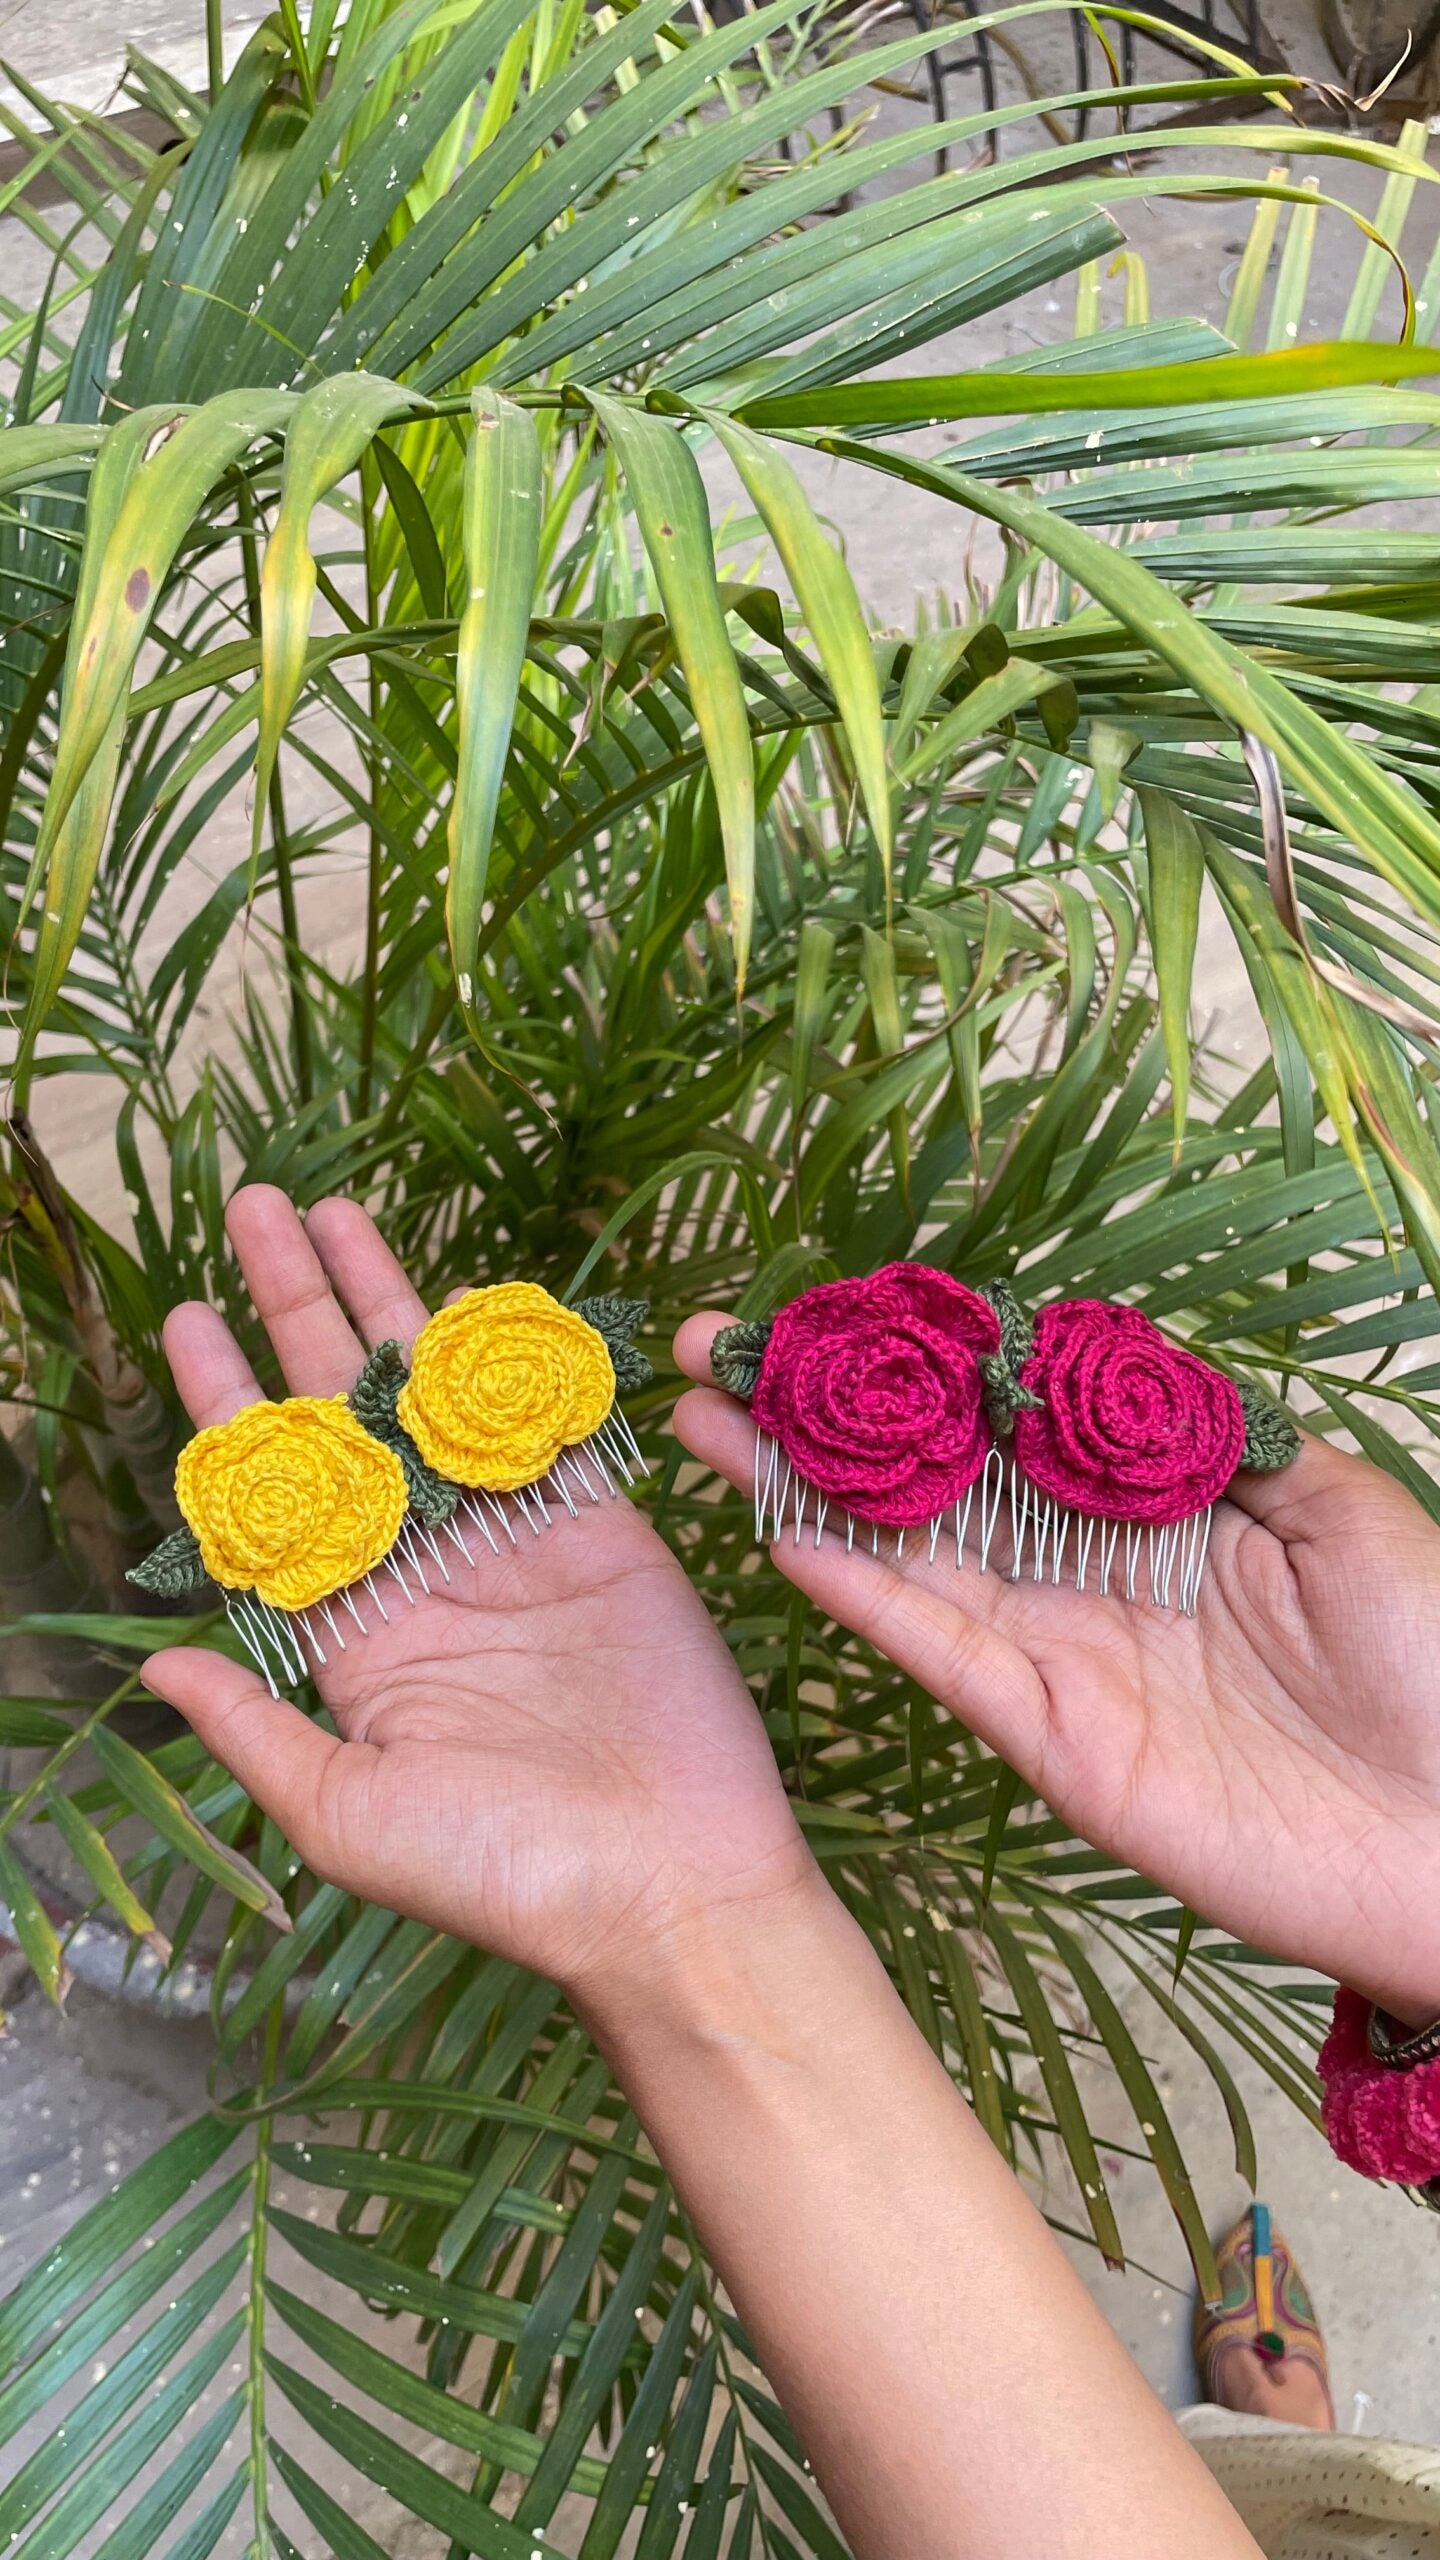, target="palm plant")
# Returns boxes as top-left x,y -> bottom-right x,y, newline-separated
2,1 -> 1440,2548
